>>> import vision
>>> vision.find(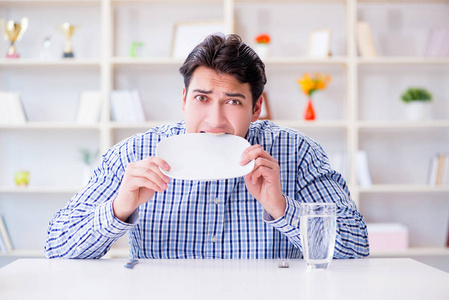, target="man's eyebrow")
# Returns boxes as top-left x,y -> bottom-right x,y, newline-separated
225,92 -> 246,99
192,89 -> 246,99
192,89 -> 212,94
